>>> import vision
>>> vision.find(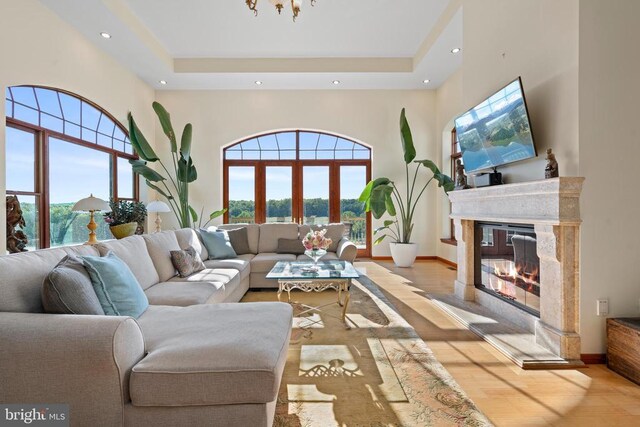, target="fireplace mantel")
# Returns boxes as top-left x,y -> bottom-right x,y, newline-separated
448,177 -> 585,362
449,177 -> 584,225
